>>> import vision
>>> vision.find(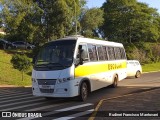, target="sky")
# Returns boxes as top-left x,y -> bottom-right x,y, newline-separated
86,0 -> 160,13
